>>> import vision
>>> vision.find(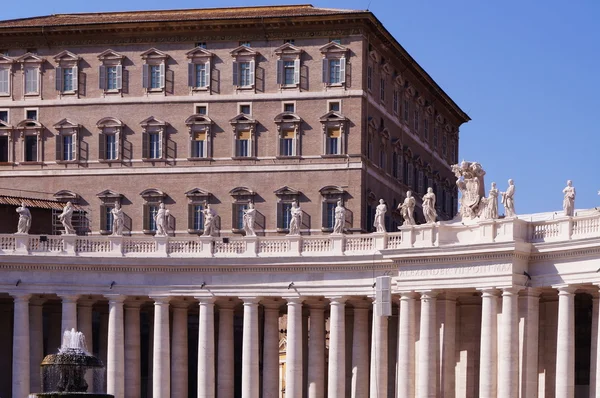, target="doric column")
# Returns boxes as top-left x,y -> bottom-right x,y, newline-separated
417,291 -> 438,398
171,301 -> 189,398
262,300 -> 281,398
519,288 -> 540,398
307,301 -> 326,398
78,297 -> 95,391
369,297 -> 388,398
124,300 -> 142,398
555,286 -> 576,398
351,300 -> 370,398
286,297 -> 304,398
479,288 -> 499,398
327,296 -> 347,398
498,287 -> 522,398
106,294 -> 125,398
217,299 -> 236,398
60,294 -> 79,334
592,291 -> 600,398
197,298 -> 216,398
29,296 -> 46,393
438,293 -> 456,397
241,297 -> 260,398
397,292 -> 417,398
12,293 -> 31,398
152,296 -> 171,398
